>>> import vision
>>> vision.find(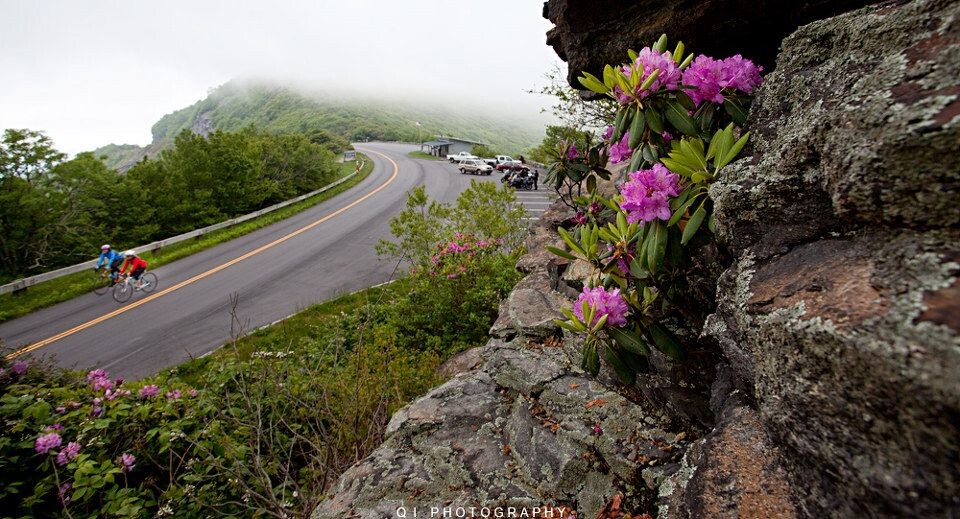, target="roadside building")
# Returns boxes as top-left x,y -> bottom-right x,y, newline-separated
420,136 -> 486,157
